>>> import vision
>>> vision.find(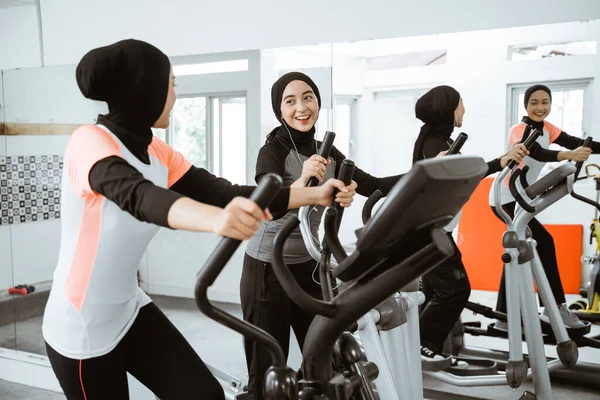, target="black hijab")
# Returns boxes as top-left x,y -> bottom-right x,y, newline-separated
521,84 -> 552,131
412,85 -> 461,164
76,39 -> 171,163
266,71 -> 321,145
